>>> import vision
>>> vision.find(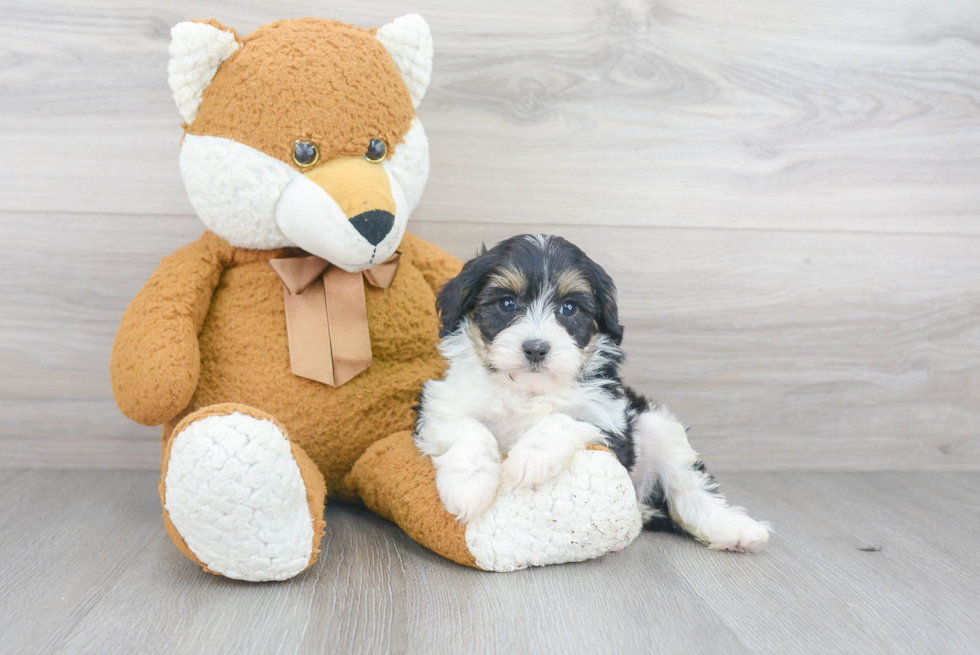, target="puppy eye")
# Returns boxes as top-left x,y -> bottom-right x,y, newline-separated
365,138 -> 387,163
559,300 -> 578,317
499,297 -> 517,313
292,140 -> 320,168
